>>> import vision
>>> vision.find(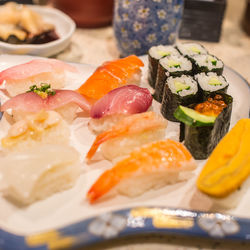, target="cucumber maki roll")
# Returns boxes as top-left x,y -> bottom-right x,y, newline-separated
161,75 -> 198,122
174,93 -> 233,160
148,45 -> 180,88
190,54 -> 224,75
195,72 -> 229,100
176,43 -> 208,57
154,55 -> 193,102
